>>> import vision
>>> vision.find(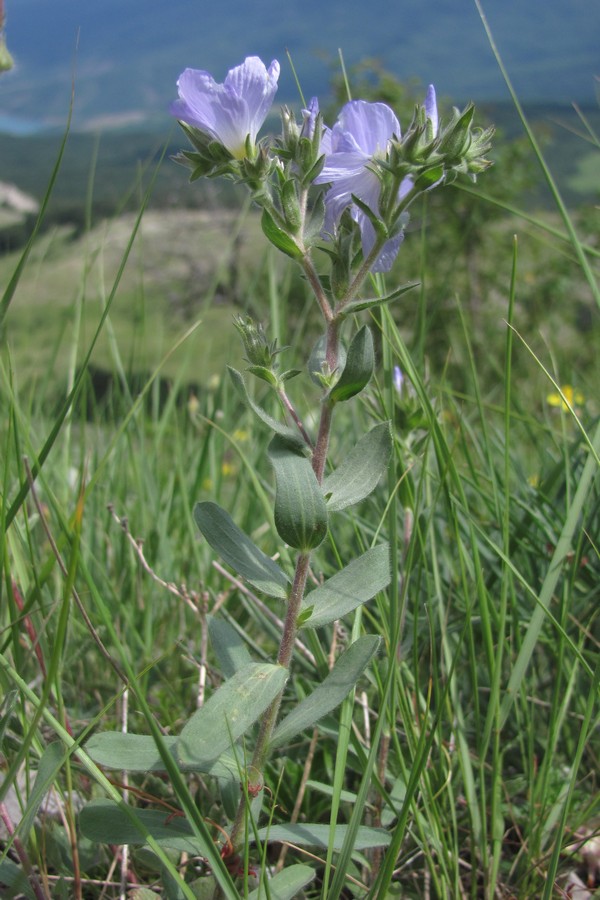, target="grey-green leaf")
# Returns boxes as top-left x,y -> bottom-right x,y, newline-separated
18,742 -> 65,840
0,859 -> 36,899
85,732 -> 239,779
208,616 -> 253,677
341,282 -> 418,315
228,366 -> 306,451
194,501 -> 290,599
329,325 -> 374,402
268,435 -> 328,551
271,635 -> 381,747
80,798 -> 203,854
323,422 -> 392,512
247,865 -> 316,900
300,544 -> 391,628
178,663 -> 287,768
261,208 -> 302,259
254,823 -> 391,850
